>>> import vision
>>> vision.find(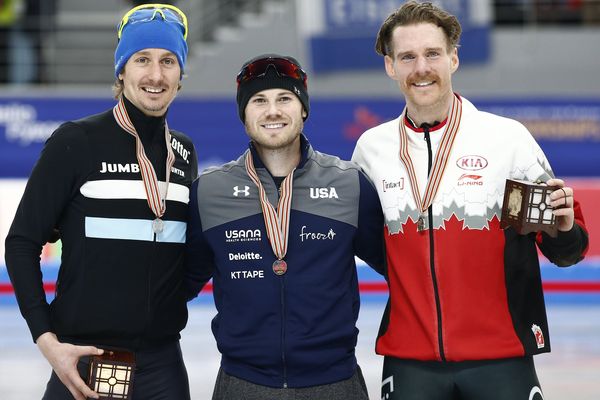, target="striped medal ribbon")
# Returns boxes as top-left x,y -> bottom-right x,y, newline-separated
113,98 -> 175,234
399,95 -> 462,232
244,151 -> 295,276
